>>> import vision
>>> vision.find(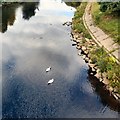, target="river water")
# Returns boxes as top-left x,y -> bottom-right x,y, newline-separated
1,0 -> 119,118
